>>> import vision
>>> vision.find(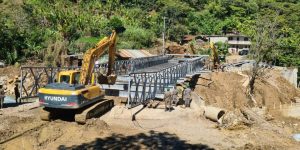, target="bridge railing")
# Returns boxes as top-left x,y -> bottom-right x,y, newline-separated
96,55 -> 172,75
20,66 -> 80,100
127,56 -> 206,108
